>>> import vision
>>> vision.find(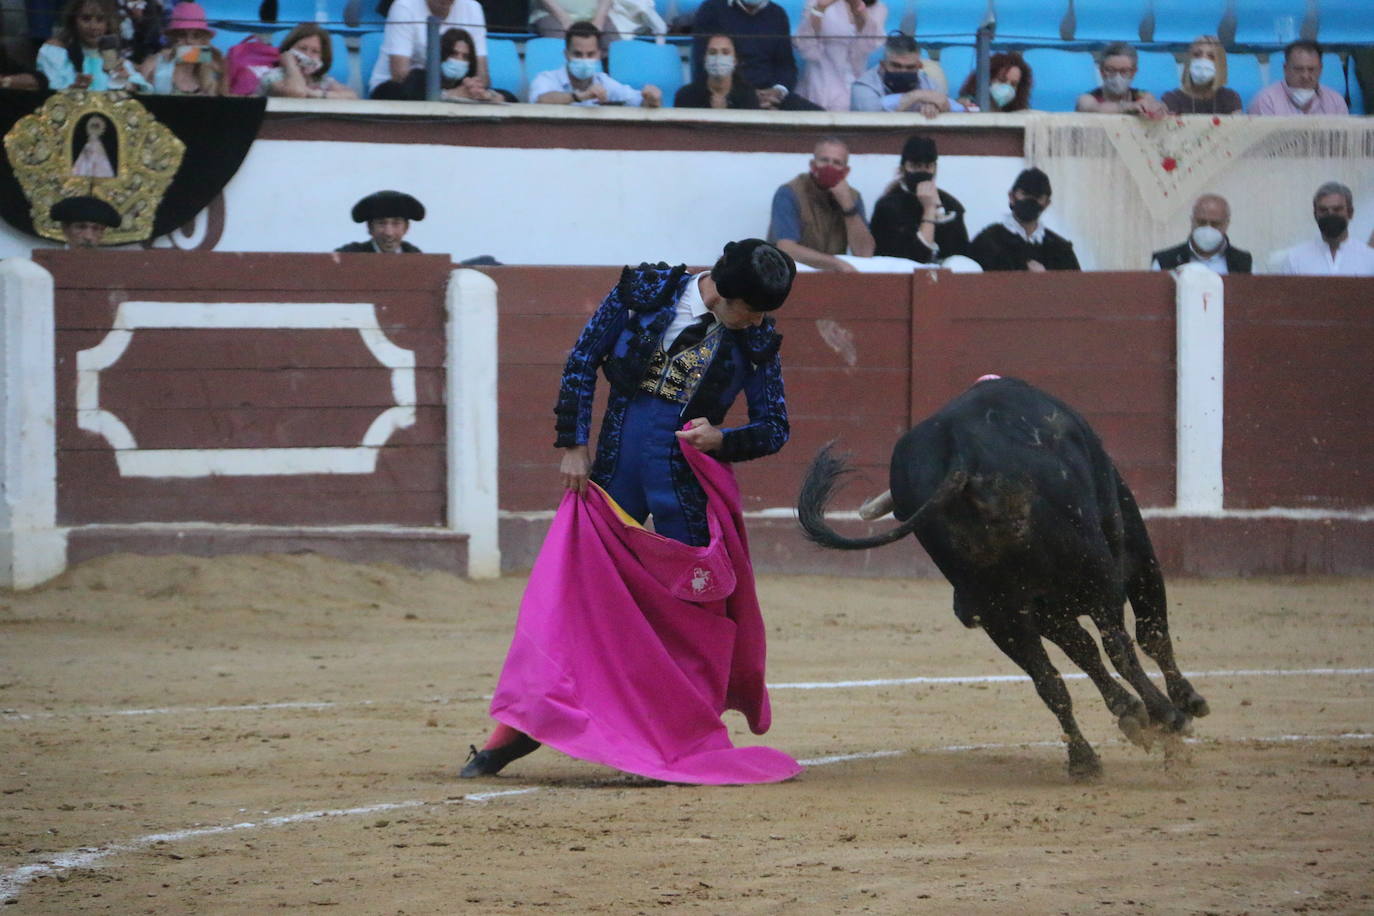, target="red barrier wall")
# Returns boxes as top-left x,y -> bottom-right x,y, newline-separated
1223,276 -> 1374,510
38,251 -> 452,528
